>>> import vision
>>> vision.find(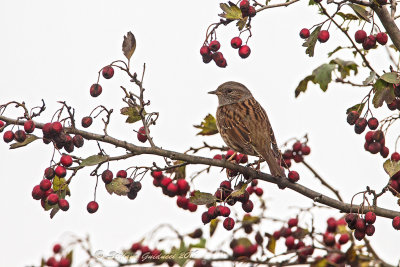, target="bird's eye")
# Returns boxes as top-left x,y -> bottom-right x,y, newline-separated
227,89 -> 233,93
